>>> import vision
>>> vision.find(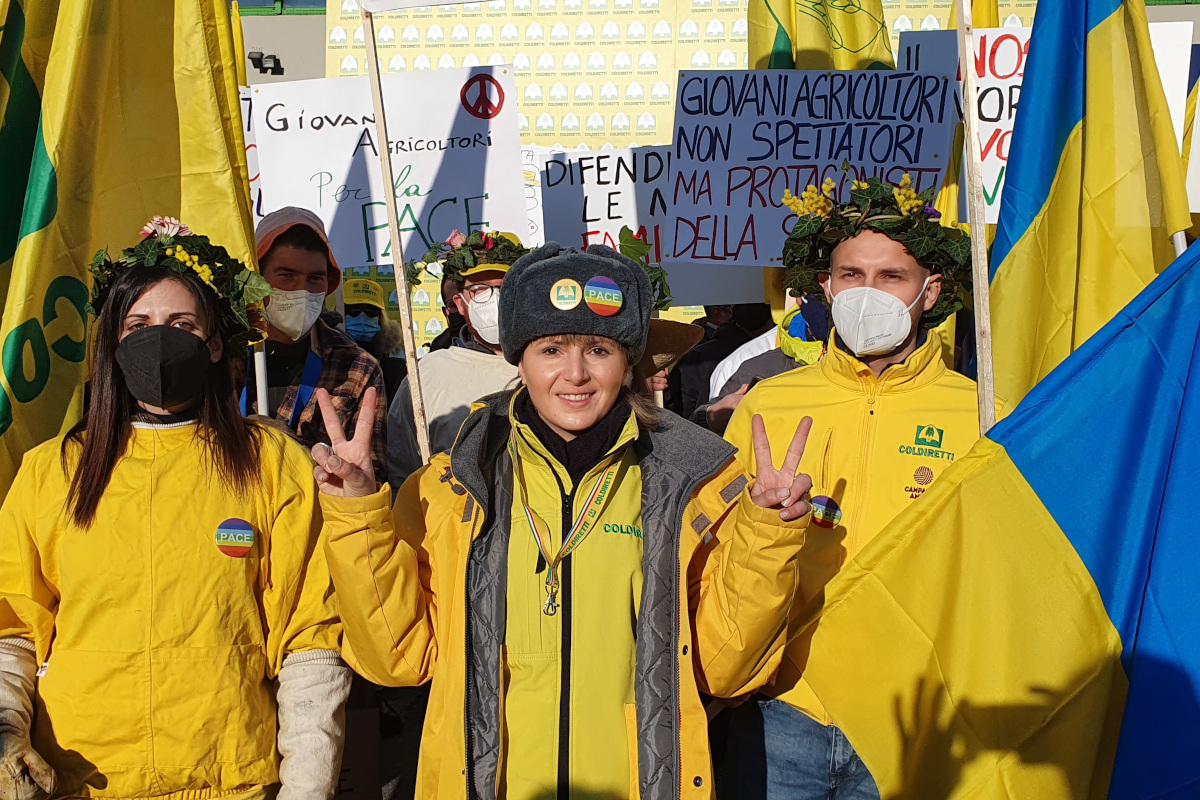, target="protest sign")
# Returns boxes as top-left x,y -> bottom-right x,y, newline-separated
900,24 -> 1192,222
540,145 -> 671,257
522,145 -> 549,246
666,69 -> 959,268
240,87 -> 264,223
250,68 -> 527,269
